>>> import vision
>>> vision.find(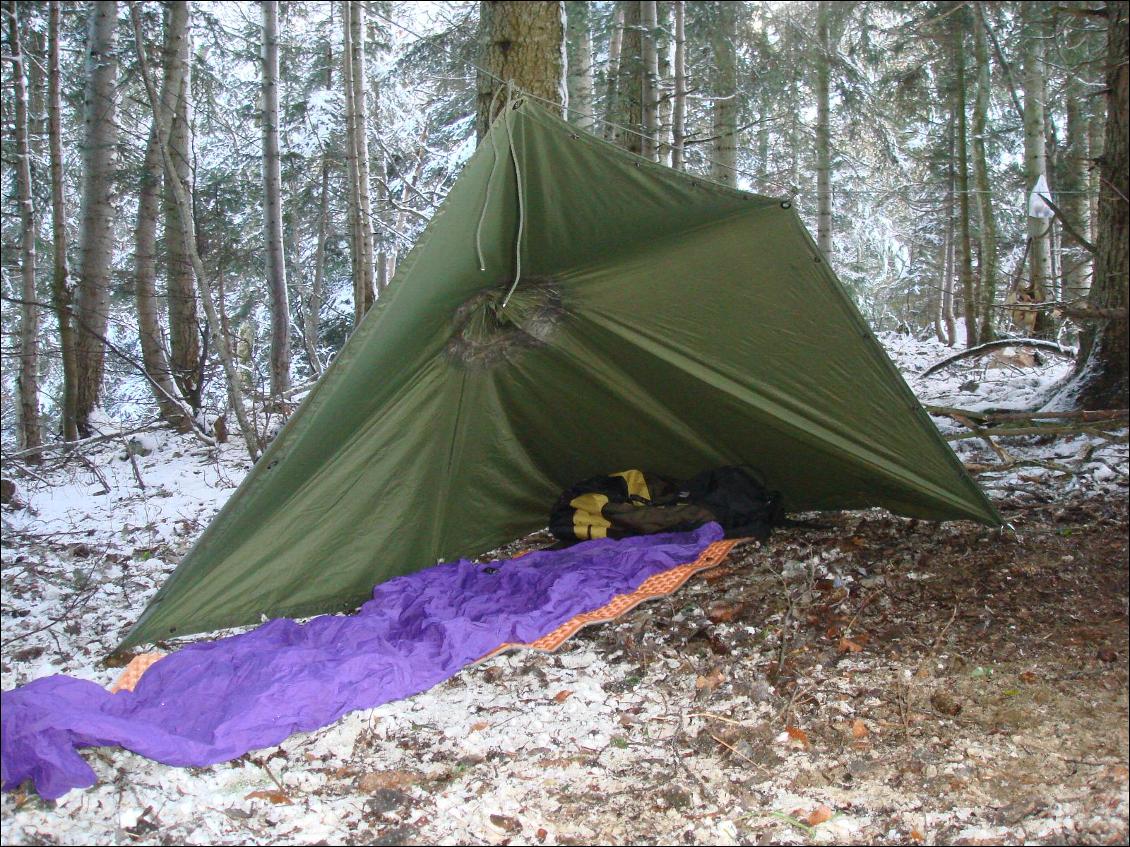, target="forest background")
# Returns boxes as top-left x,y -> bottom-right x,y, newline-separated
1,0 -> 1127,461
